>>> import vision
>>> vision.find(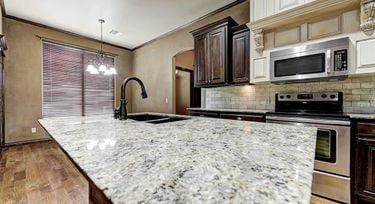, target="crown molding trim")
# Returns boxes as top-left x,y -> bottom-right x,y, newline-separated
0,0 -> 248,52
